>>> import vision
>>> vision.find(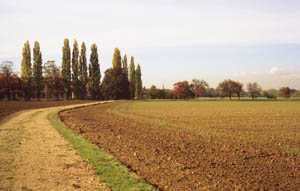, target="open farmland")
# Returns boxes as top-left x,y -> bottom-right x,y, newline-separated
60,101 -> 300,190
